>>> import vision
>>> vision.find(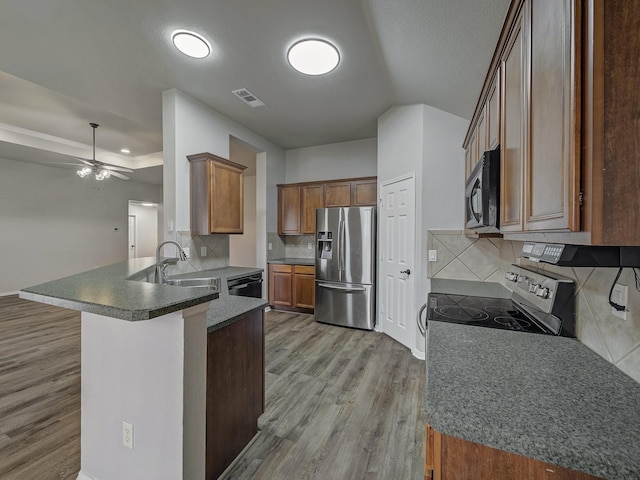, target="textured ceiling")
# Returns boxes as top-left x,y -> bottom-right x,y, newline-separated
0,0 -> 511,184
